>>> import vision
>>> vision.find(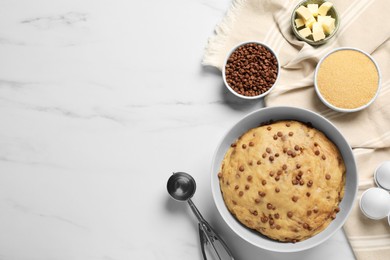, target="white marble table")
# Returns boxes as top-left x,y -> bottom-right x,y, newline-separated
0,0 -> 356,259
